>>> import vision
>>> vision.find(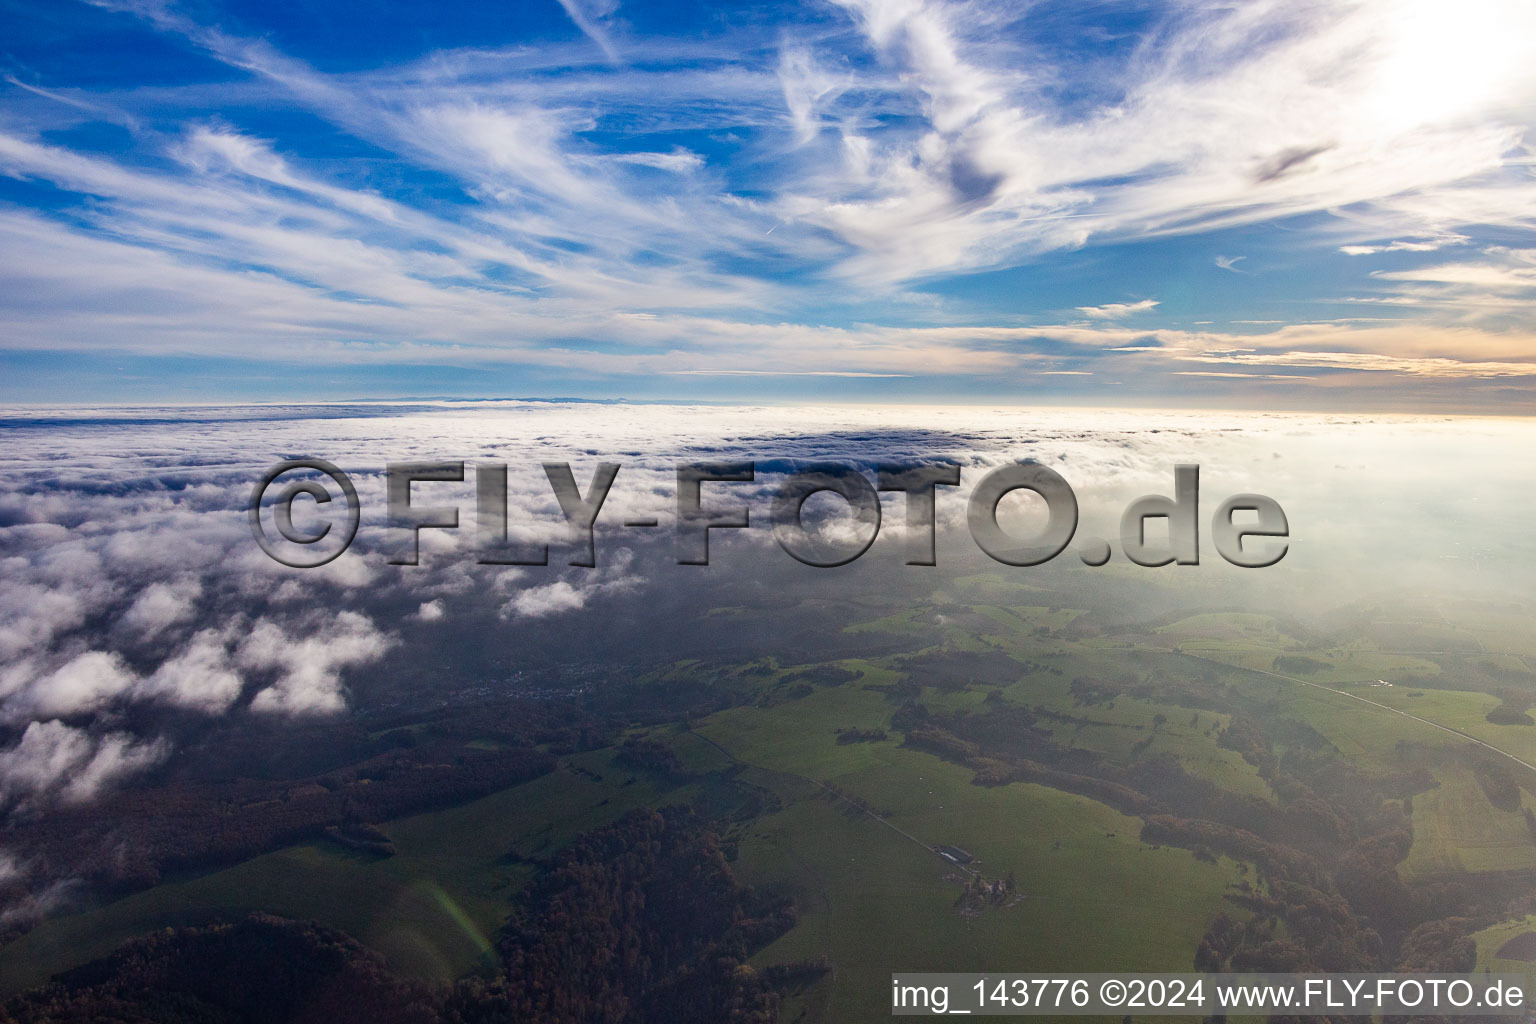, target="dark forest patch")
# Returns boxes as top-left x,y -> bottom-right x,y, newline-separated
1495,931 -> 1536,961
